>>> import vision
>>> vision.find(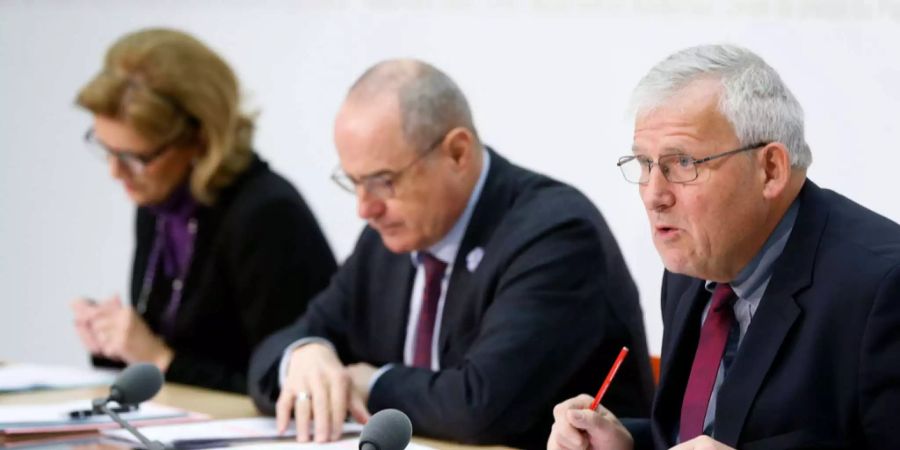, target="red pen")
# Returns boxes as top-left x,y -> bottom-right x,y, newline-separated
589,346 -> 629,410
